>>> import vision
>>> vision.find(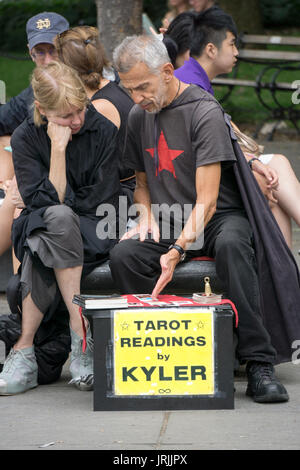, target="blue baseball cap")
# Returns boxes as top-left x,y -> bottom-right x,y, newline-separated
26,12 -> 69,50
